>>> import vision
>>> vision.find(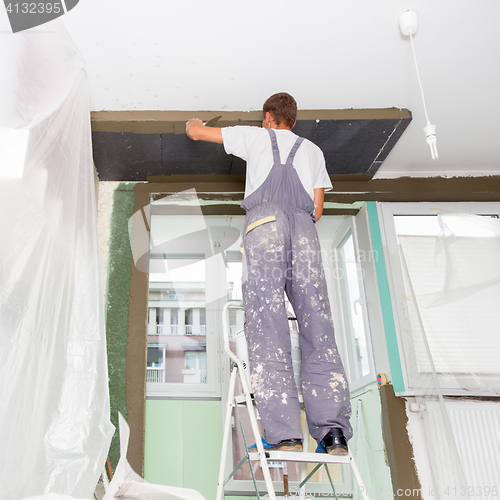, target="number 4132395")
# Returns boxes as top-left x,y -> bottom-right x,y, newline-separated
444,486 -> 498,497
5,3 -> 62,14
